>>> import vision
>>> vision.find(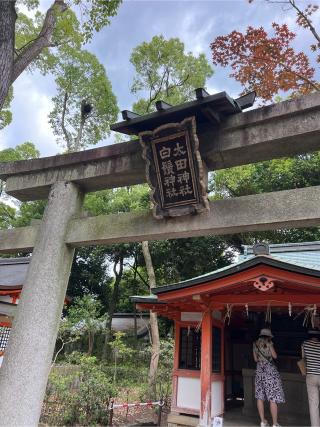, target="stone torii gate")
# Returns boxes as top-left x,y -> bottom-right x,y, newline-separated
1,91 -> 320,426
